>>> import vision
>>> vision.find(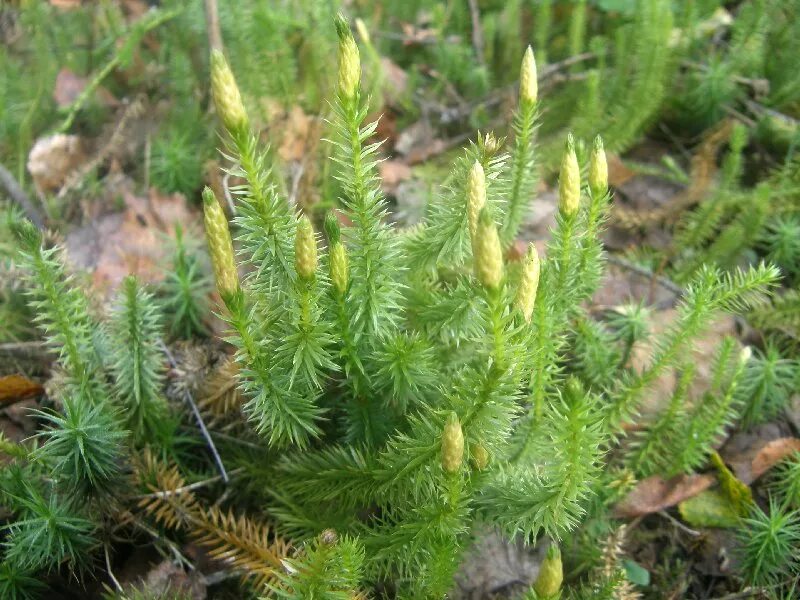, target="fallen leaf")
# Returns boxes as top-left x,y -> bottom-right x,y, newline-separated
613,473 -> 715,518
27,134 -> 87,194
607,153 -> 636,187
276,106 -> 315,163
50,0 -> 81,9
53,68 -> 118,109
380,58 -> 409,104
395,120 -> 436,157
678,490 -> 740,529
725,437 -> 800,484
65,188 -> 198,296
379,160 -> 412,193
0,375 -> 43,404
